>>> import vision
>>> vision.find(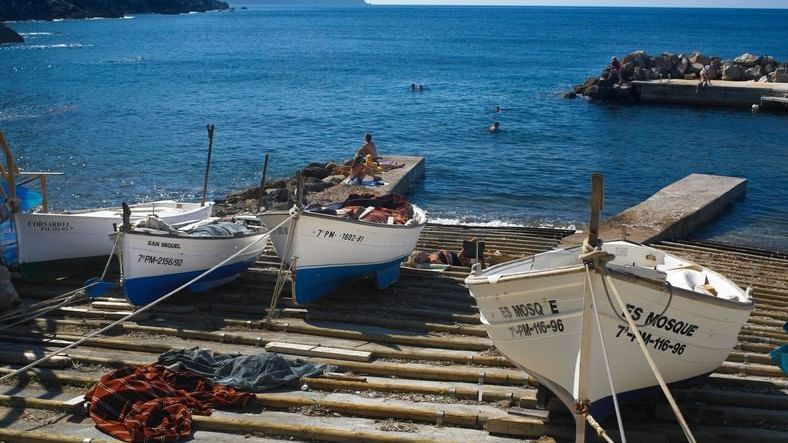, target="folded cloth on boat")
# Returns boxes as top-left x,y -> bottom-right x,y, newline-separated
85,364 -> 253,443
184,221 -> 254,238
157,347 -> 335,392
